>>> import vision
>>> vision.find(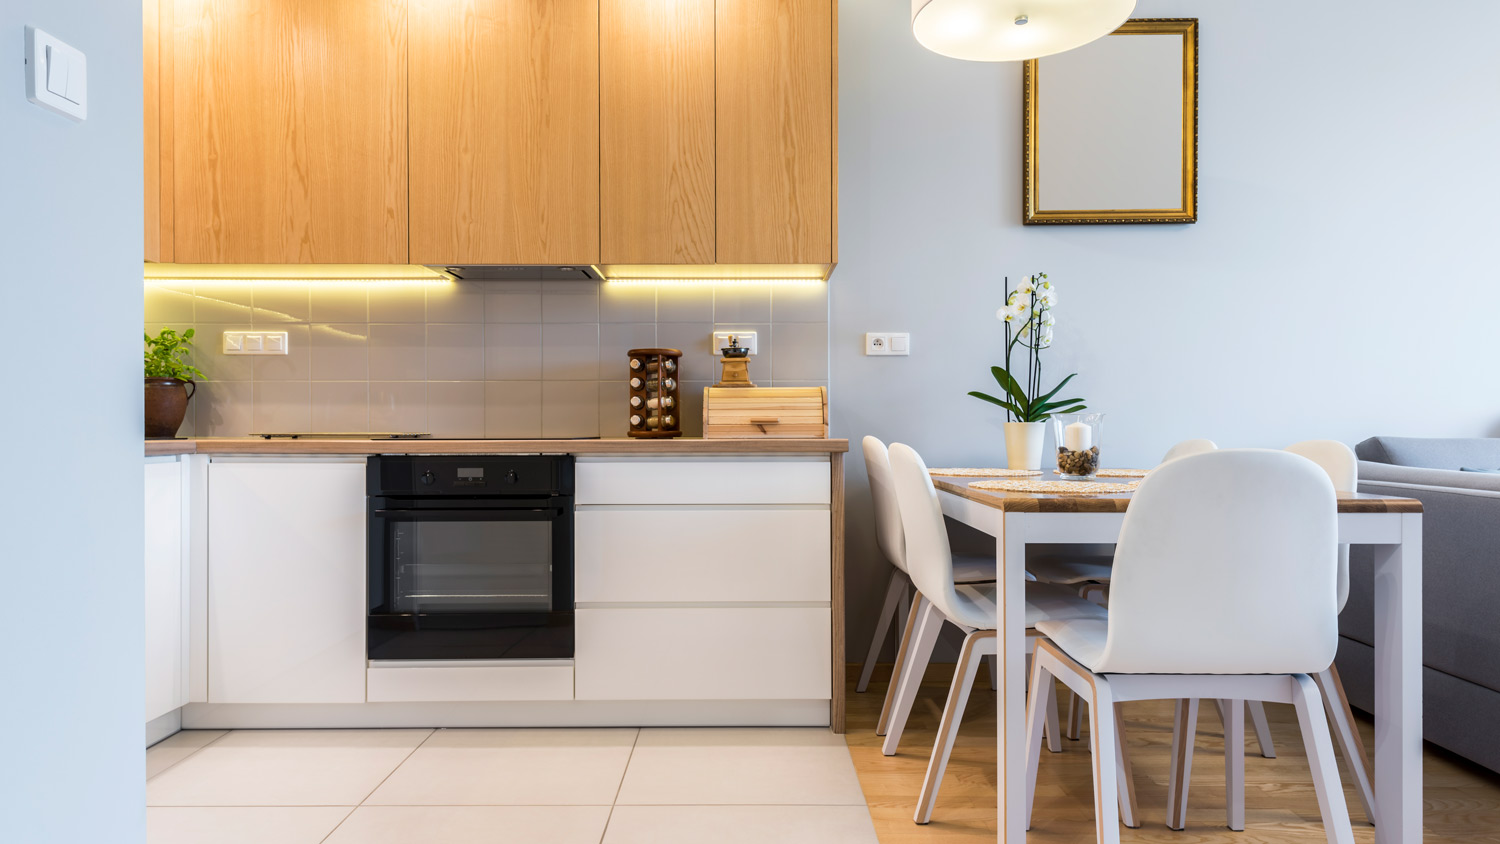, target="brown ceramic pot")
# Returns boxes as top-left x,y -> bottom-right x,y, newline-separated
145,377 -> 196,438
